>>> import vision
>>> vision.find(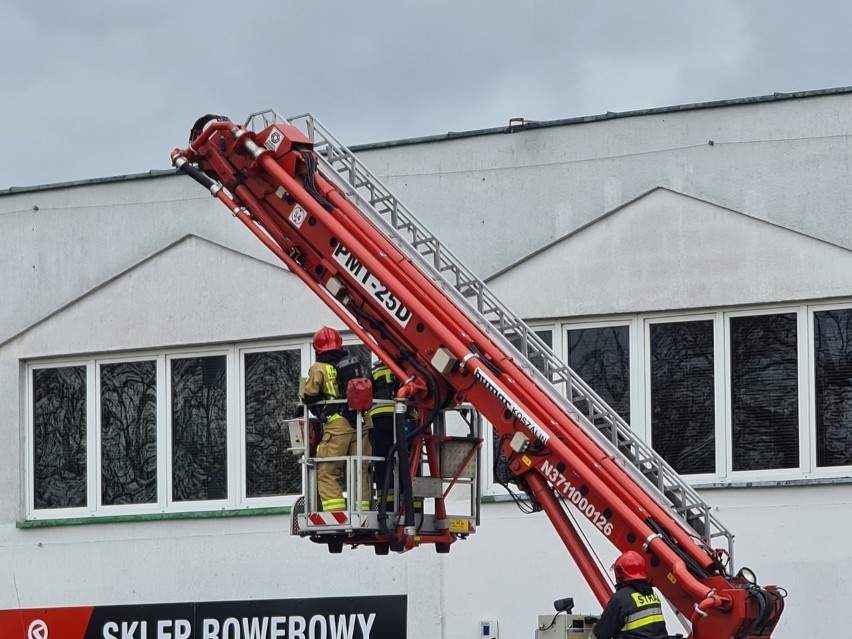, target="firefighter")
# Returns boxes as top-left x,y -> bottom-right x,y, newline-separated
369,361 -> 419,511
300,326 -> 372,511
590,550 -> 670,639
368,361 -> 398,498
